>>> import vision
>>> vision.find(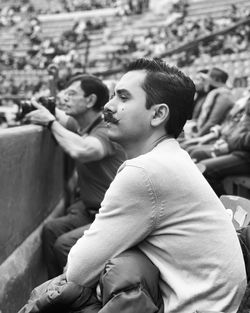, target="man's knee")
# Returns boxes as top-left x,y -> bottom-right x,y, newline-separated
42,219 -> 58,242
99,249 -> 164,312
54,233 -> 72,269
42,215 -> 73,242
190,148 -> 209,162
